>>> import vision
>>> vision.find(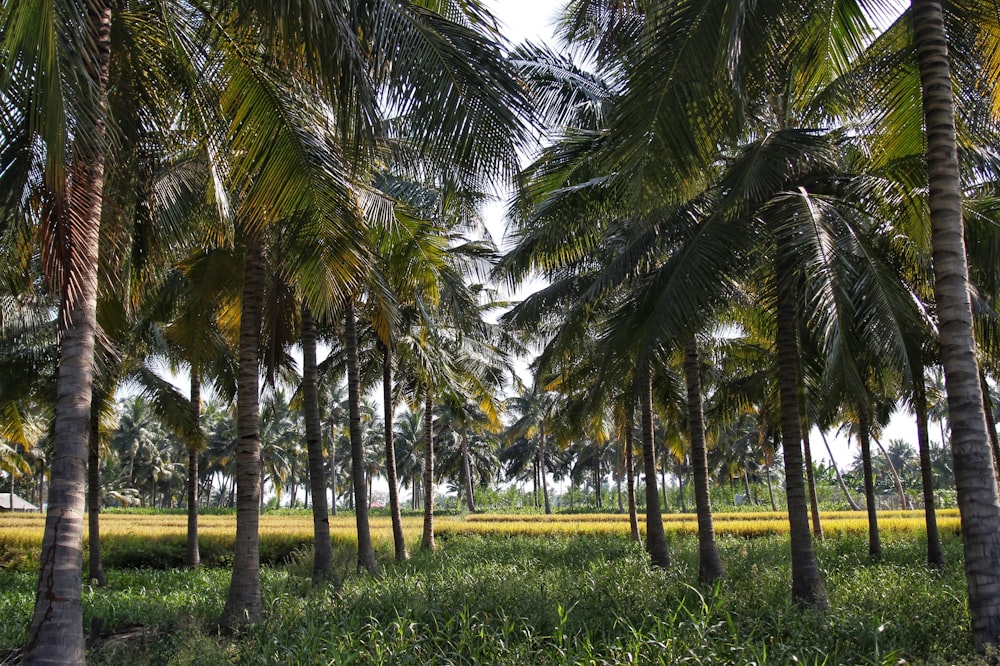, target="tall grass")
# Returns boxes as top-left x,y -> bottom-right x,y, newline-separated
0,528 -> 981,664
